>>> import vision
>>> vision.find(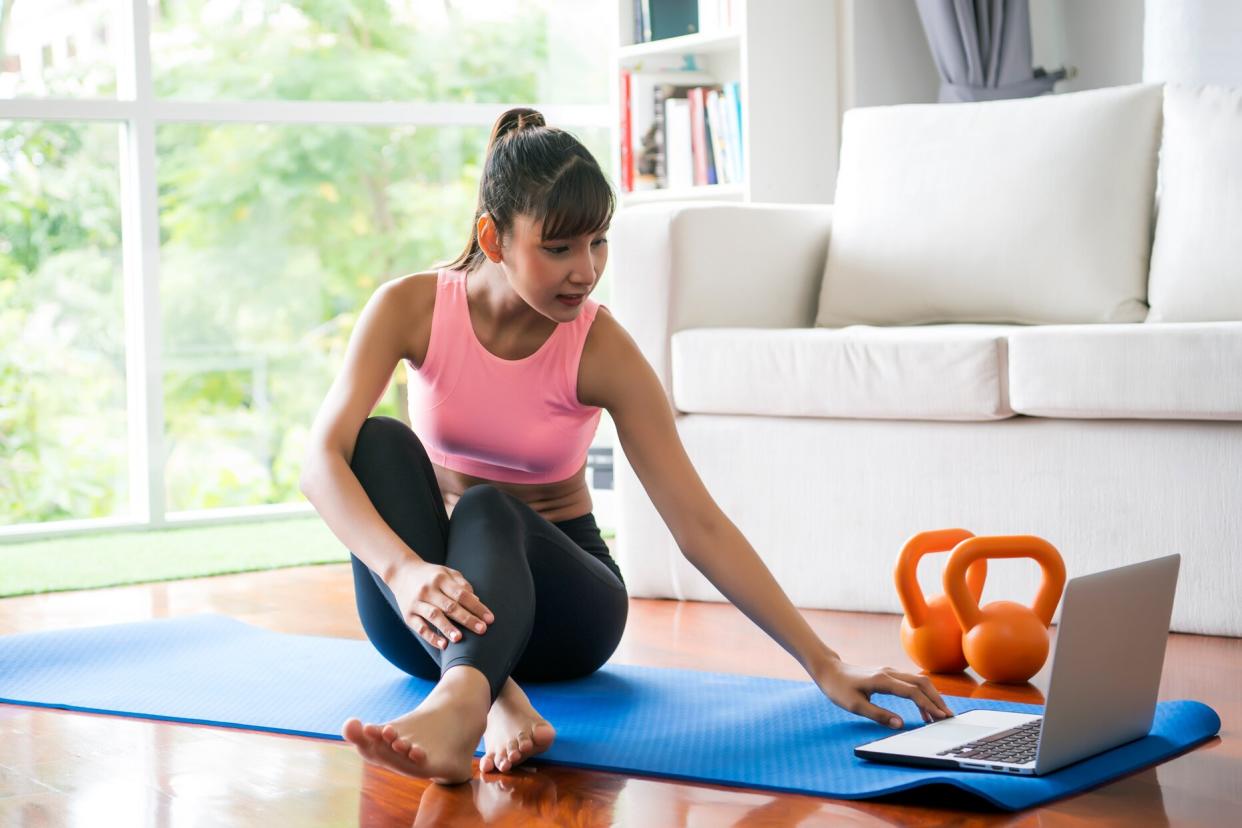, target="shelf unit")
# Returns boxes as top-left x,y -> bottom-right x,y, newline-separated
610,0 -> 840,208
